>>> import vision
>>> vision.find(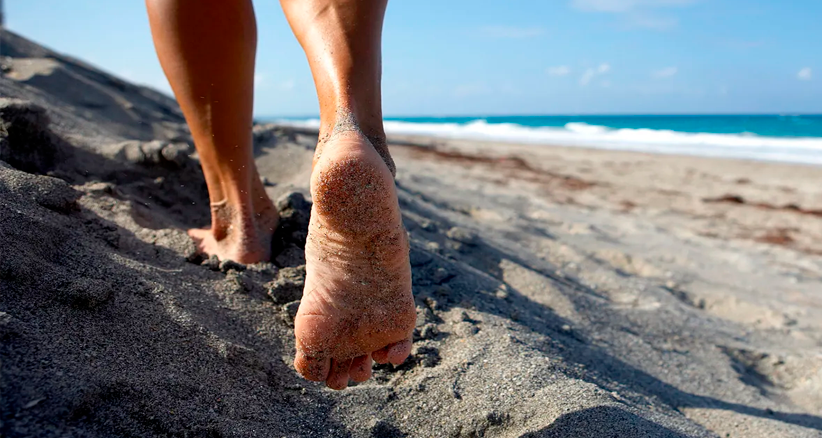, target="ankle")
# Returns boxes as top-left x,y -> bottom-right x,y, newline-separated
210,196 -> 270,234
318,109 -> 394,176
